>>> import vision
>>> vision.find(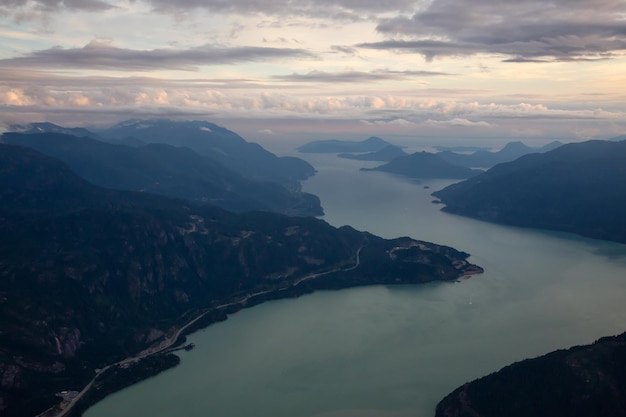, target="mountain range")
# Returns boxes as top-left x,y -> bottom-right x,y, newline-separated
432,140 -> 626,244
98,119 -> 315,186
2,120 -> 322,216
436,140 -> 563,168
0,143 -> 482,417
